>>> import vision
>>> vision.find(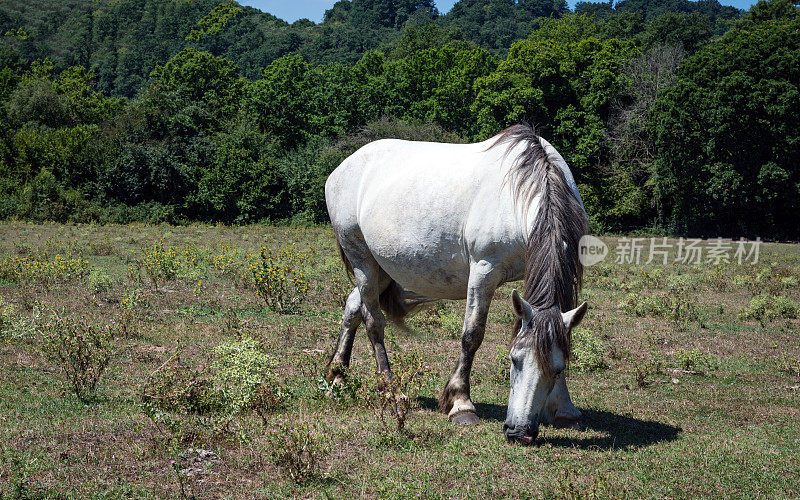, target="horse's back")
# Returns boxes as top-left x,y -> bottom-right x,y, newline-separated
326,138 -> 496,231
325,138 -> 509,297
